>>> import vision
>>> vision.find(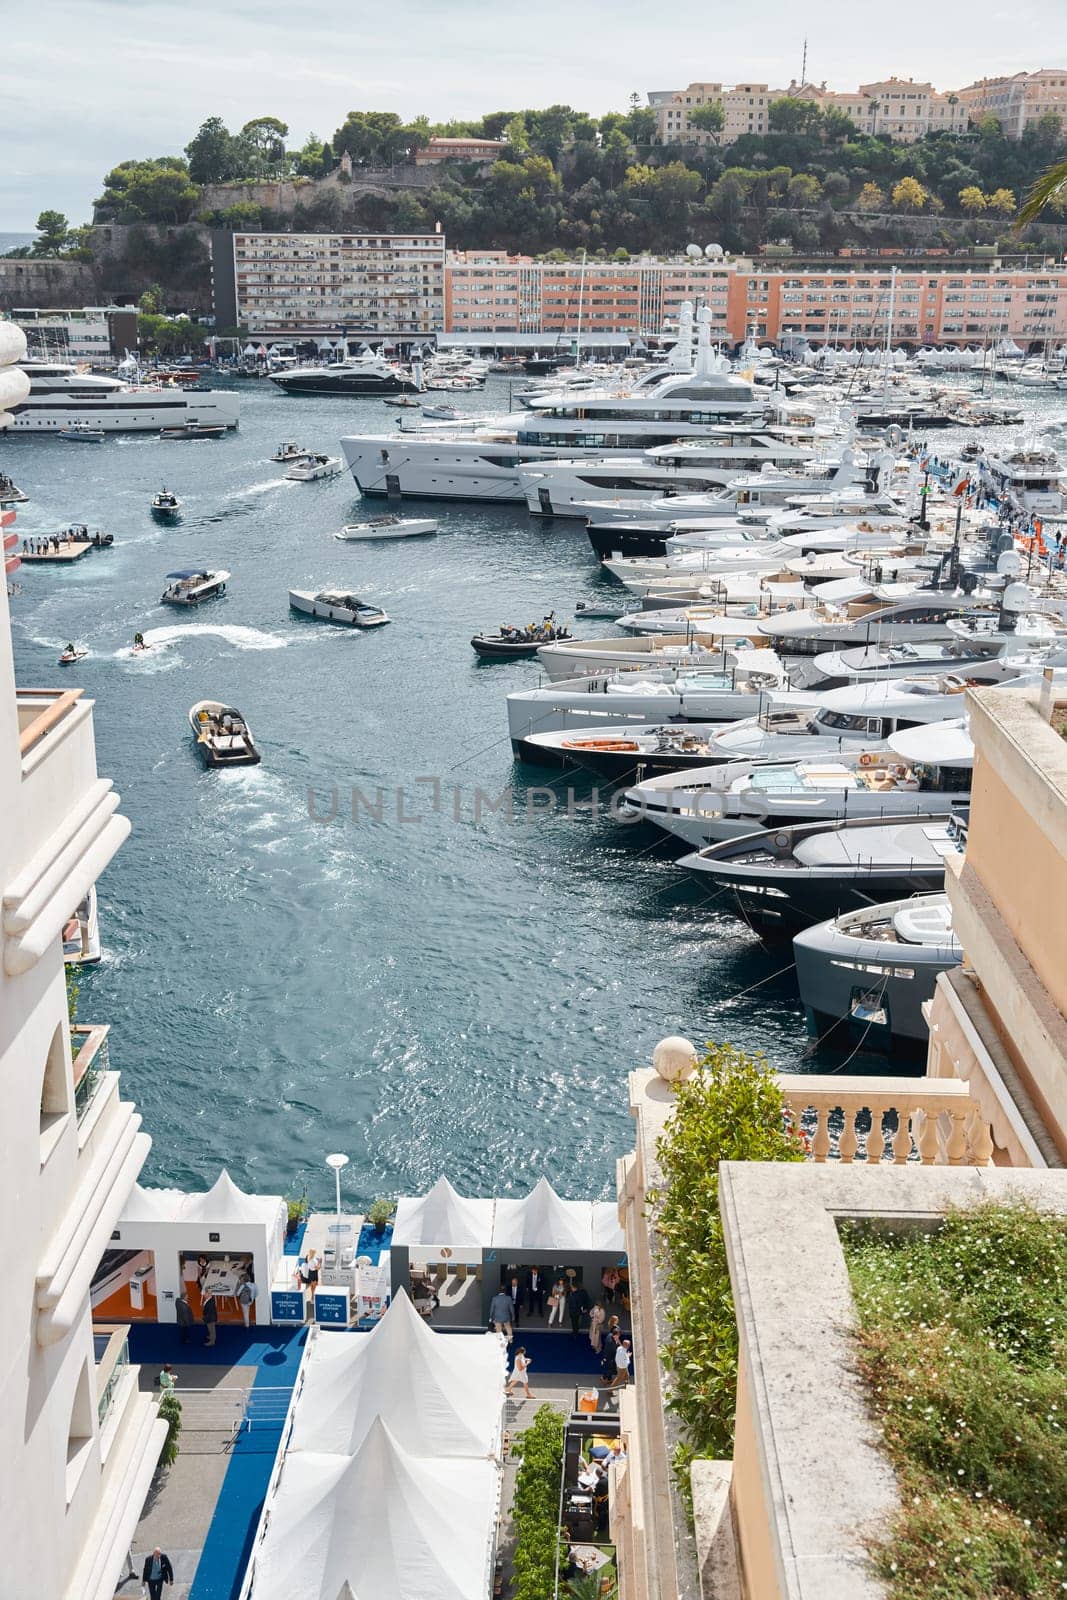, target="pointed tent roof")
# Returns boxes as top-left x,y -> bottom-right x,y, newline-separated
121,1183 -> 186,1222
592,1202 -> 626,1253
491,1176 -> 592,1251
251,1419 -> 498,1600
288,1291 -> 504,1459
181,1170 -> 285,1227
392,1176 -> 494,1253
